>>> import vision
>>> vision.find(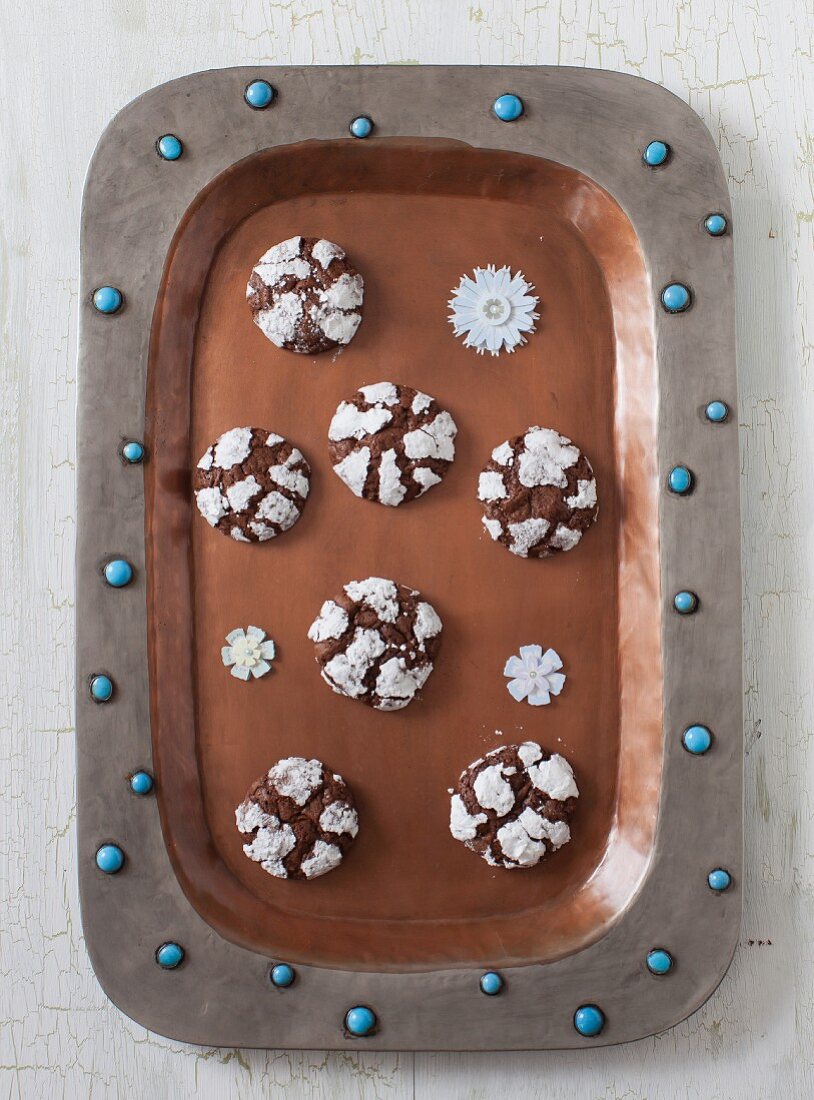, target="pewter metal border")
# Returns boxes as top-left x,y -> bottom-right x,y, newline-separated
76,65 -> 741,1050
